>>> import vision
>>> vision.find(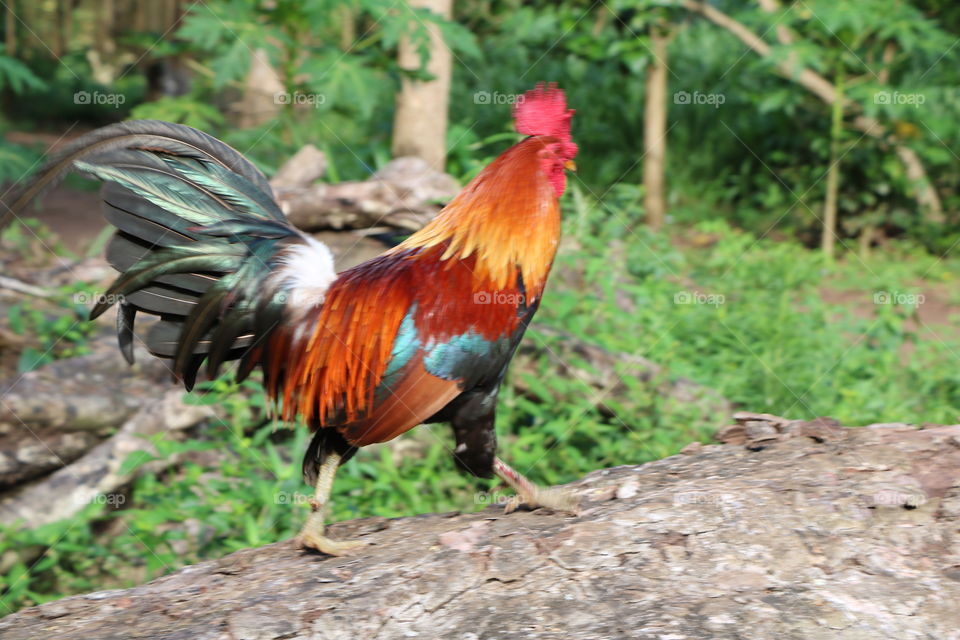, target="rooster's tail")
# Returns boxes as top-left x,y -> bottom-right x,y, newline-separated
2,120 -> 336,389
